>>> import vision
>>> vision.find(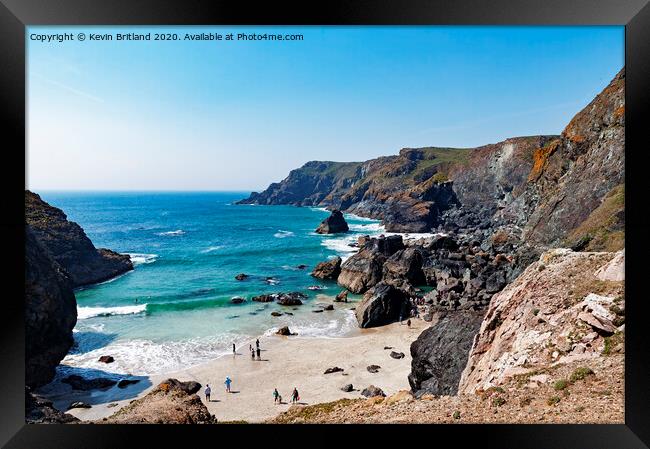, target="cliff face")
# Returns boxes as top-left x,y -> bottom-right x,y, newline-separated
458,248 -> 624,394
25,191 -> 133,288
238,70 -> 624,247
25,225 -> 77,387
